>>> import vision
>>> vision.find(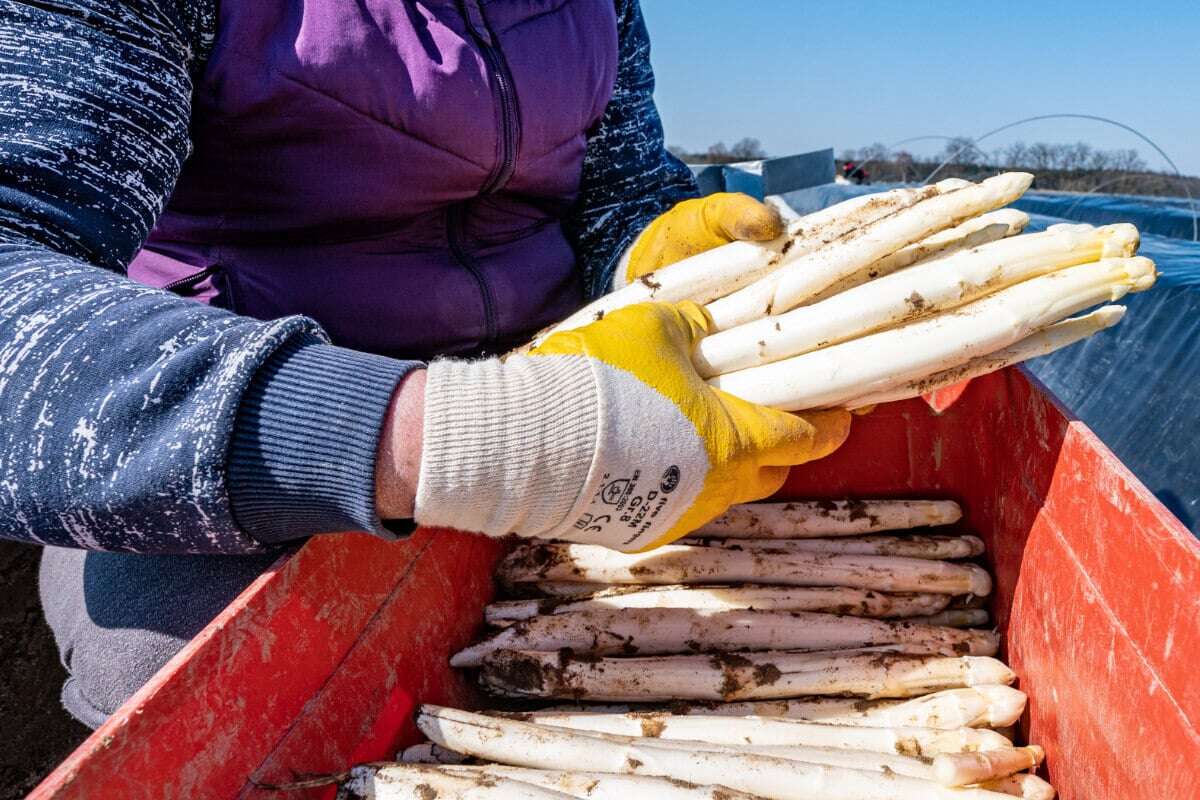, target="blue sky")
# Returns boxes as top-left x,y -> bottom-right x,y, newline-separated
642,0 -> 1200,174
